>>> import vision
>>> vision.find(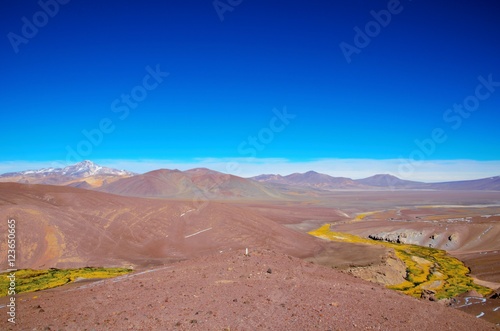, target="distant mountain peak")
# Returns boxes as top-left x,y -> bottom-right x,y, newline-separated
185,167 -> 219,174
251,170 -> 363,190
364,174 -> 401,180
60,161 -> 133,178
355,174 -> 424,188
250,174 -> 284,182
0,161 -> 135,182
